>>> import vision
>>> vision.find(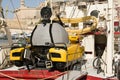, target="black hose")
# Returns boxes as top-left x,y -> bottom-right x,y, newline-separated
56,14 -> 64,27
